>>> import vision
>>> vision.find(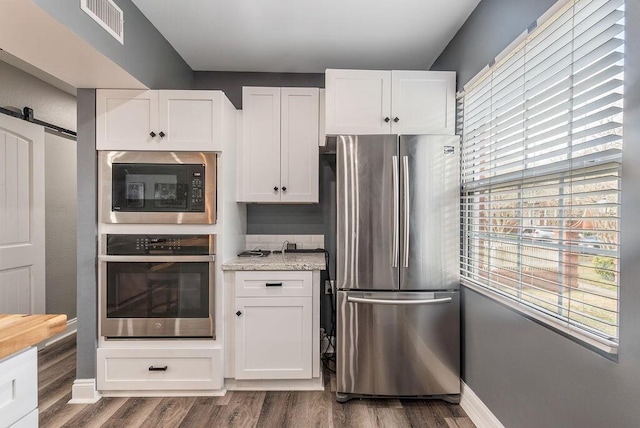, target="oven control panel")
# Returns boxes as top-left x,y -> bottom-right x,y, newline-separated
106,234 -> 214,255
